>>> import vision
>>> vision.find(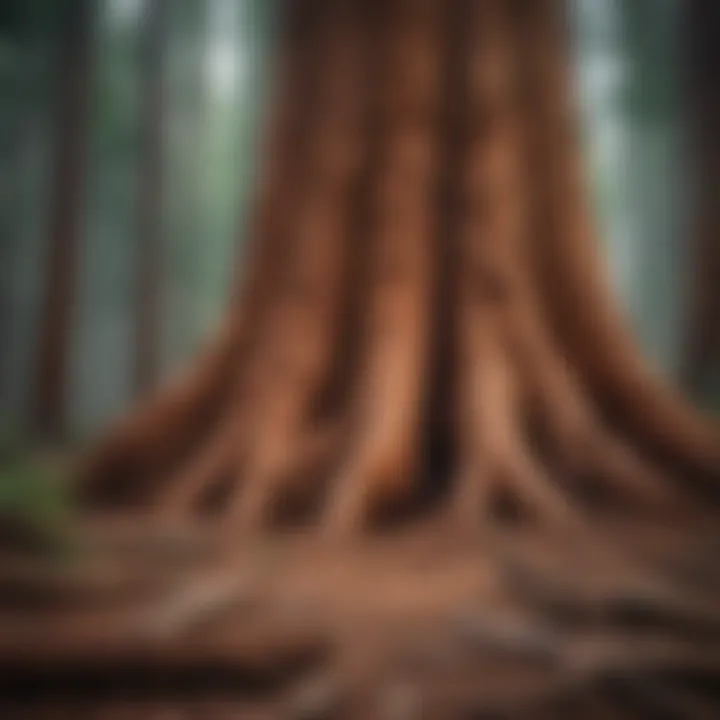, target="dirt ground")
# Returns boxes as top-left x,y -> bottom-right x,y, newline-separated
1,511 -> 720,718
